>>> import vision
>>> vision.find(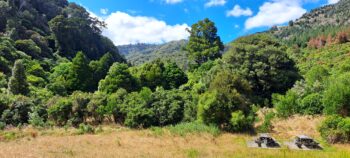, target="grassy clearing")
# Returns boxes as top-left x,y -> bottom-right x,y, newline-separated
150,122 -> 221,137
0,117 -> 349,158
